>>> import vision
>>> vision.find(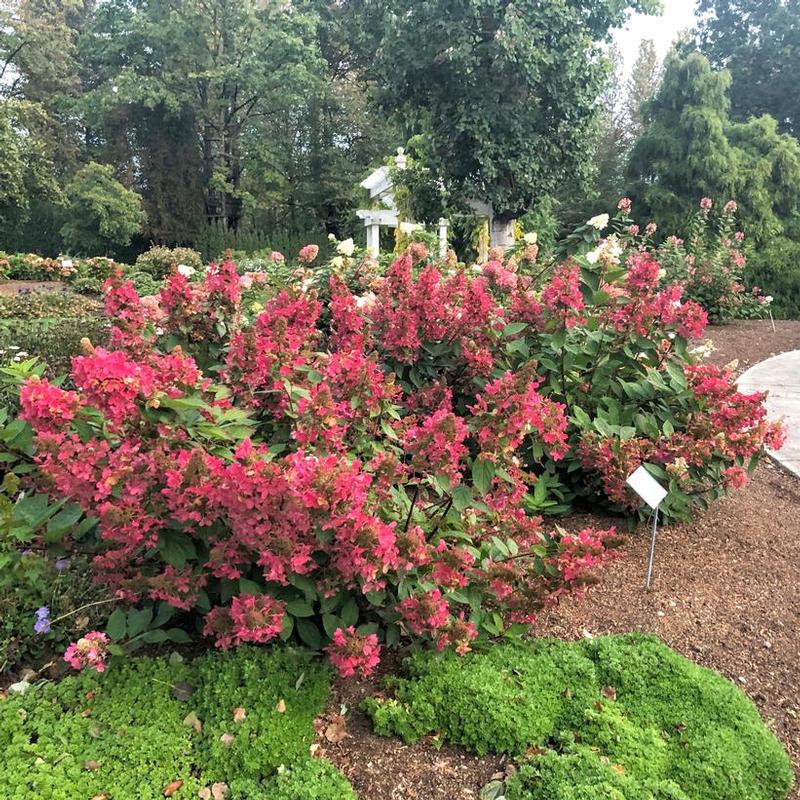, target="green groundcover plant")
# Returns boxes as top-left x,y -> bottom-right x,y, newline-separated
0,646 -> 354,799
365,633 -> 793,800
